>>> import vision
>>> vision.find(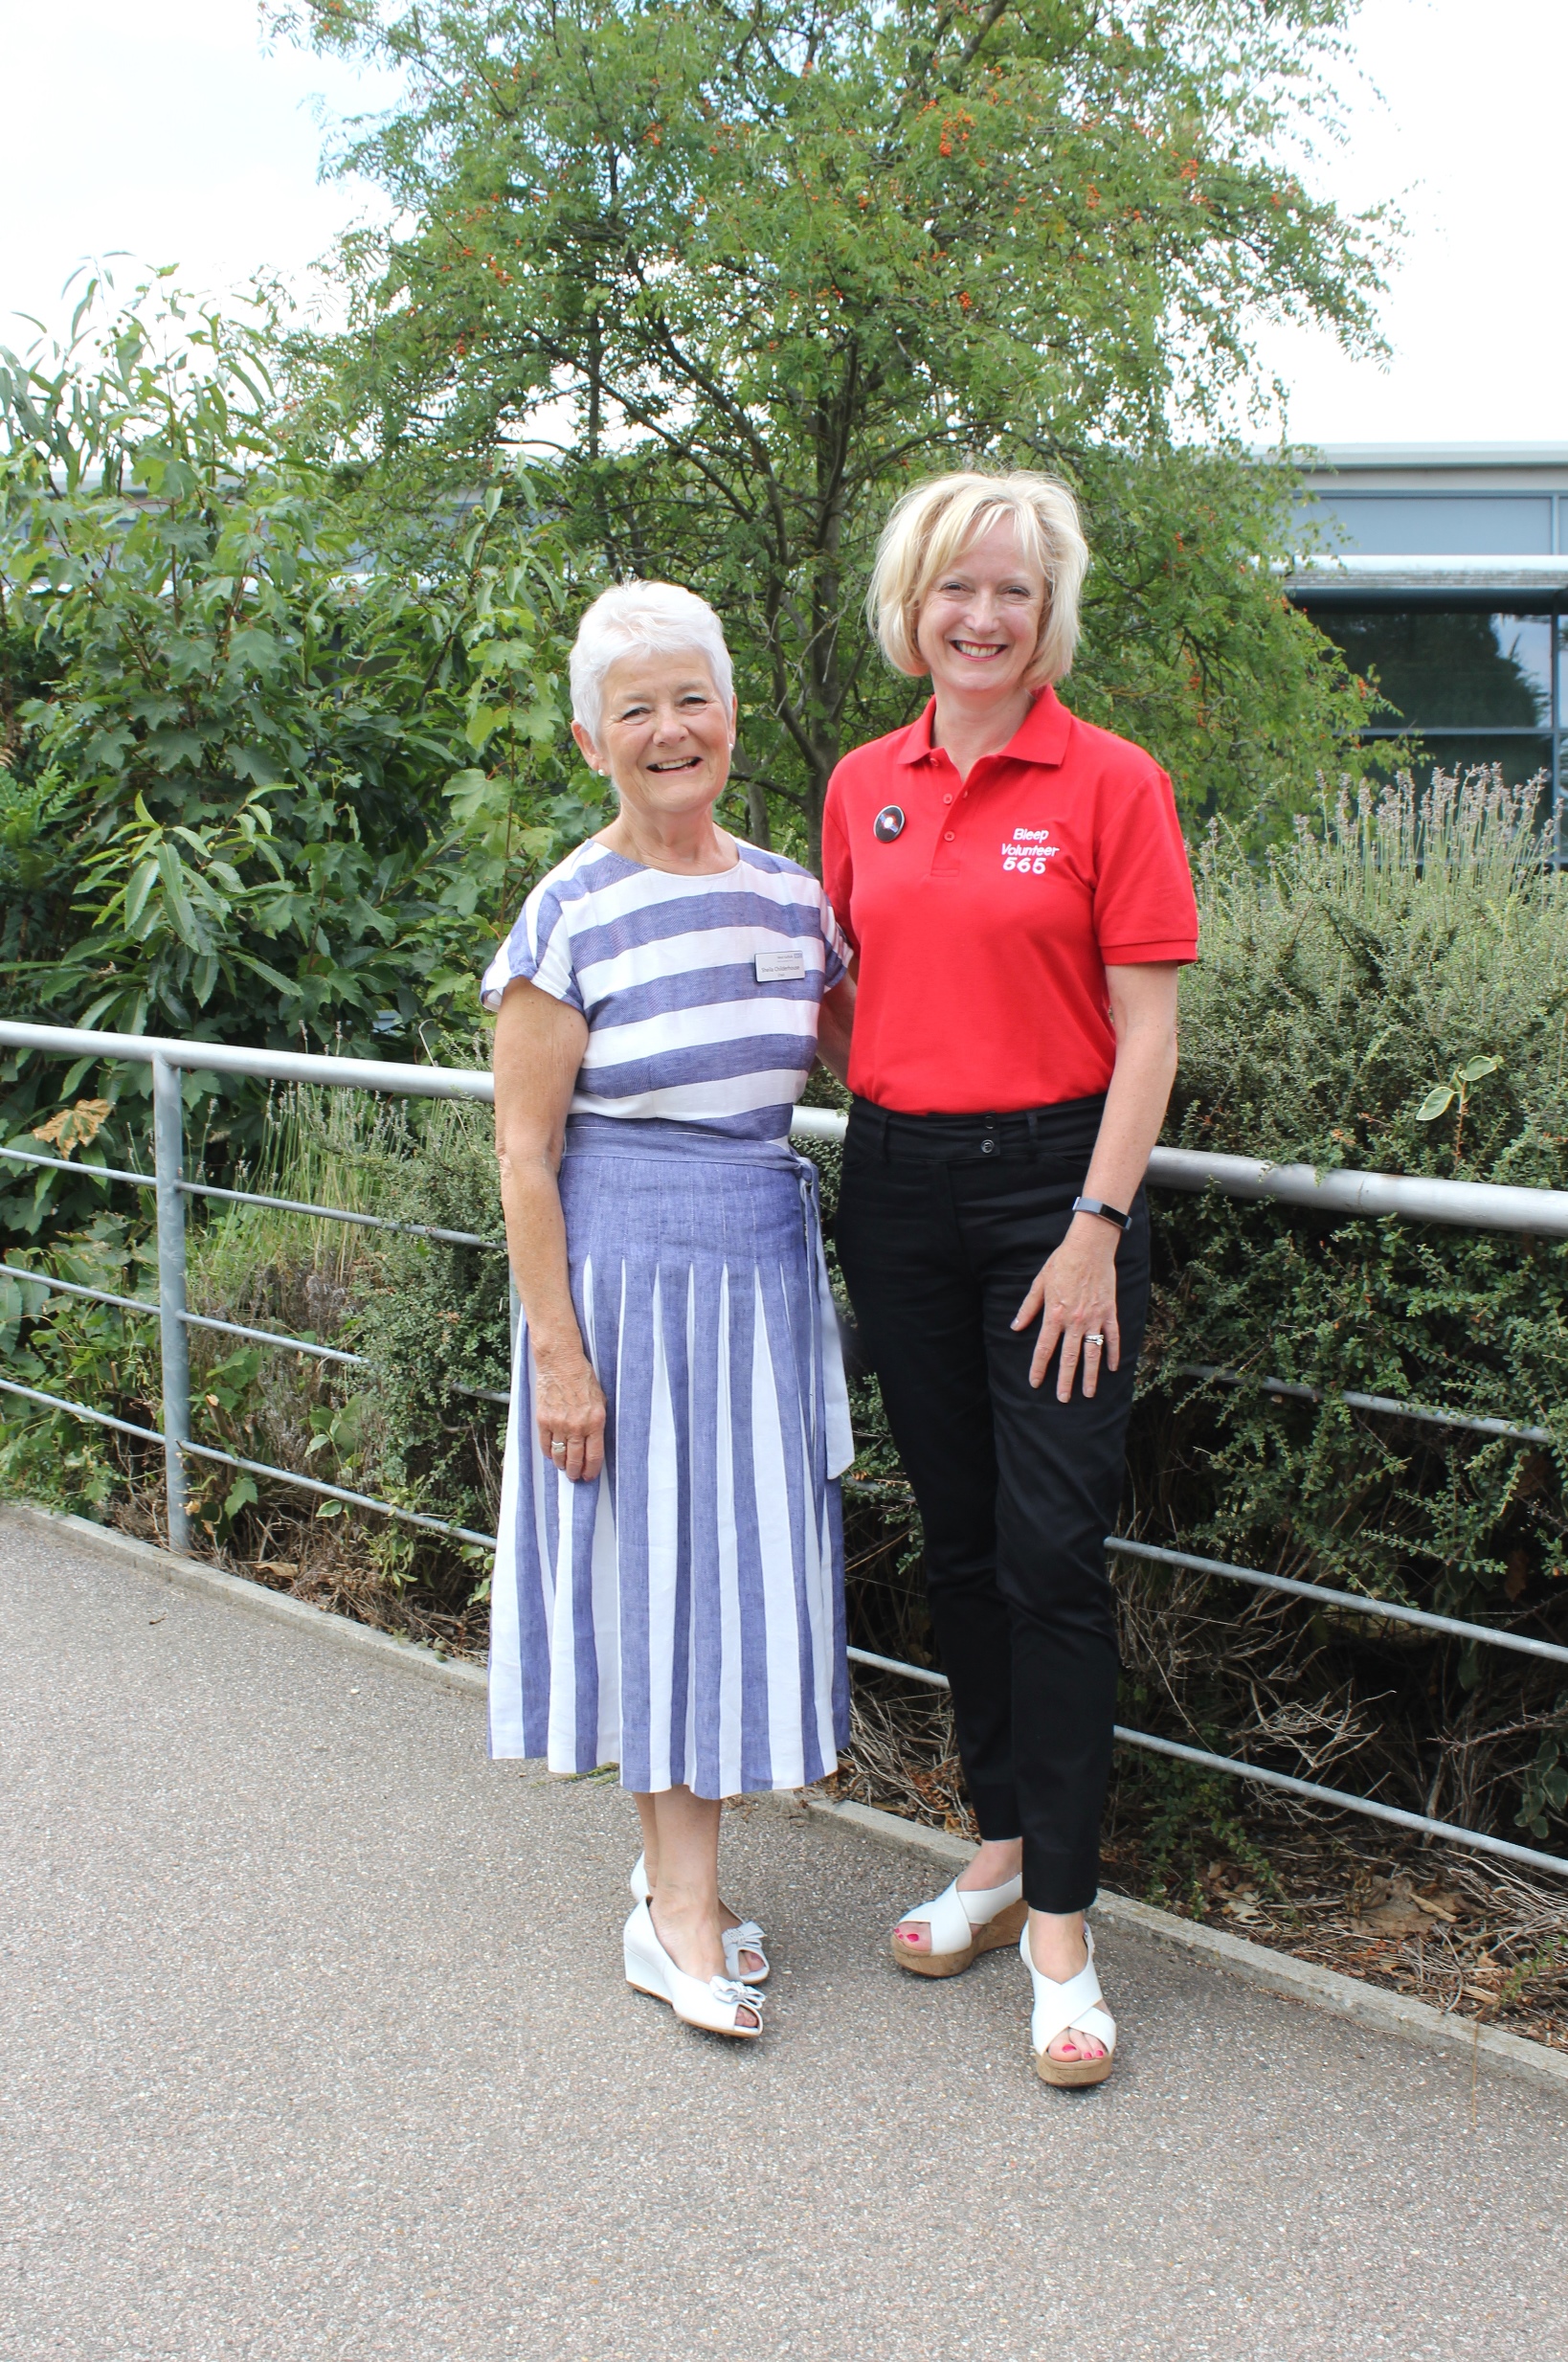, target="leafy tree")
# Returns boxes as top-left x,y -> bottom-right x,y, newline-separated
282,0 -> 1394,858
0,276 -> 585,1228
